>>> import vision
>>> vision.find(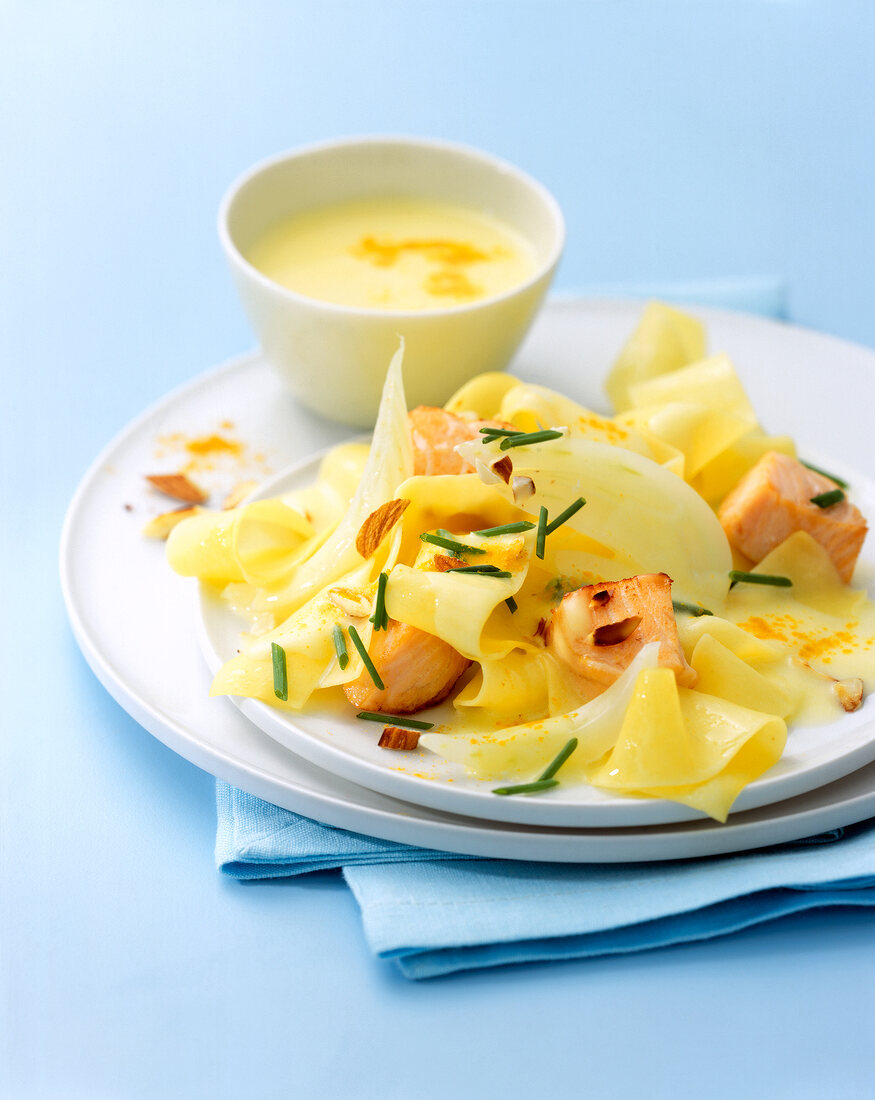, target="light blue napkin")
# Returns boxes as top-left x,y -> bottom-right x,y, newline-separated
215,276 -> 875,978
216,783 -> 875,979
